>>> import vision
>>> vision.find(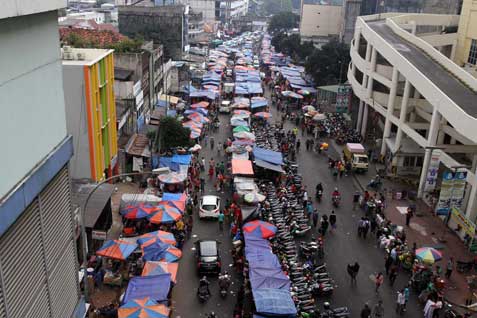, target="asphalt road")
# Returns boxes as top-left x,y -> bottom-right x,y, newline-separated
172,90 -> 423,318
172,113 -> 241,318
